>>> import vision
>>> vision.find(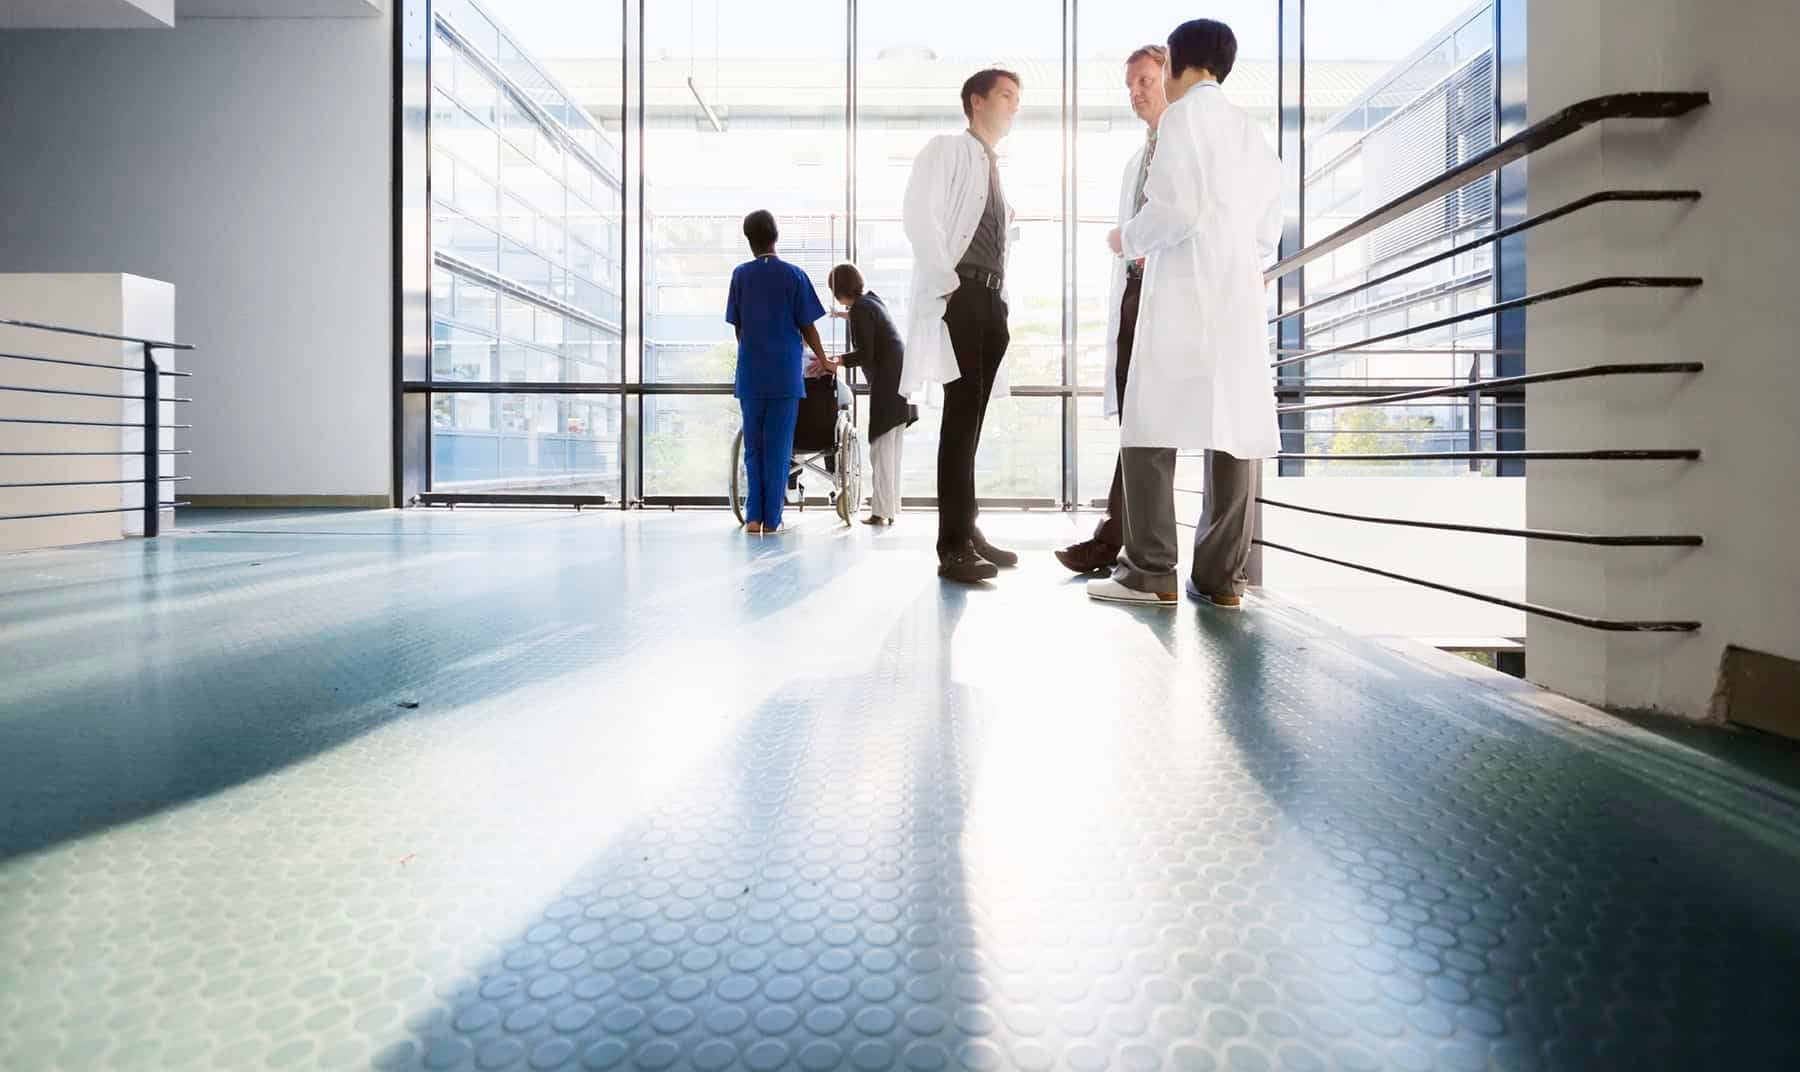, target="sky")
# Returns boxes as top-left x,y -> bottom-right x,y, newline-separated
476,0 -> 1486,63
